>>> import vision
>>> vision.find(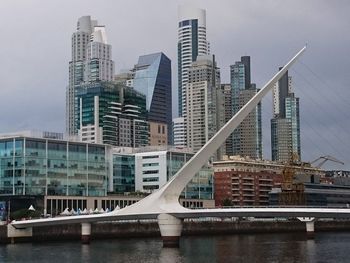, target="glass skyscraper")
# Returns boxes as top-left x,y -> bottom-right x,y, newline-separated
75,82 -> 148,147
271,70 -> 301,162
133,52 -> 172,144
229,56 -> 262,159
